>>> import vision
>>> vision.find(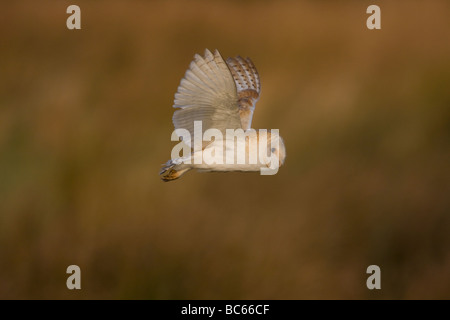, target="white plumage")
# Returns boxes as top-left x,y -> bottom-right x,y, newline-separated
161,49 -> 285,181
